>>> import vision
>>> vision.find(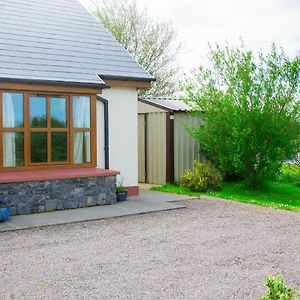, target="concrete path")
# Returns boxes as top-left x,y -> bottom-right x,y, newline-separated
0,190 -> 194,232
